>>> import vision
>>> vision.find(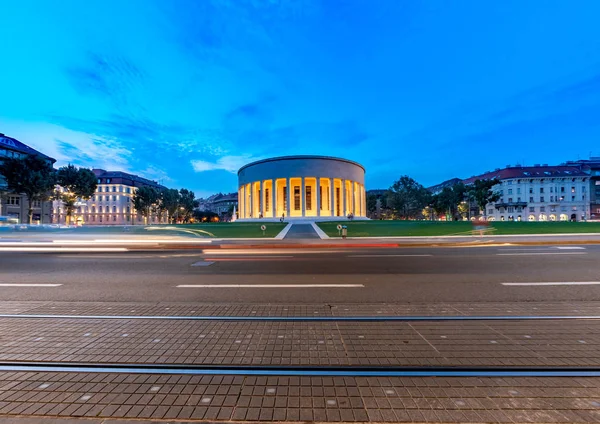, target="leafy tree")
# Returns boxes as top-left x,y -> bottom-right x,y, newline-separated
178,188 -> 198,223
367,194 -> 378,215
0,155 -> 56,224
387,176 -> 432,220
133,186 -> 159,224
158,188 -> 180,224
432,182 -> 467,220
193,210 -> 219,222
56,165 -> 97,224
468,178 -> 501,218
